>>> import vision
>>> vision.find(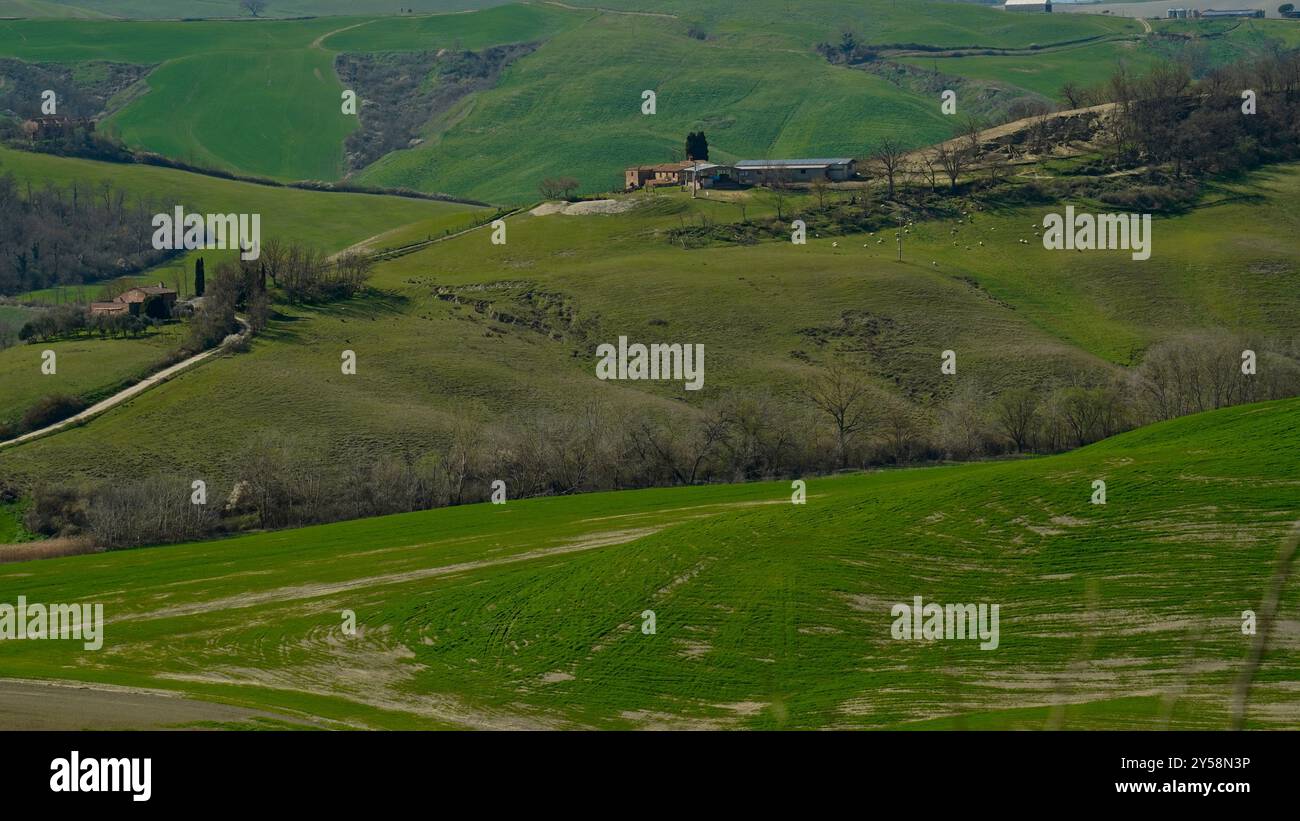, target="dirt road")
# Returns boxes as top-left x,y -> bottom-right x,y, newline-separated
0,678 -> 319,730
0,317 -> 250,452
